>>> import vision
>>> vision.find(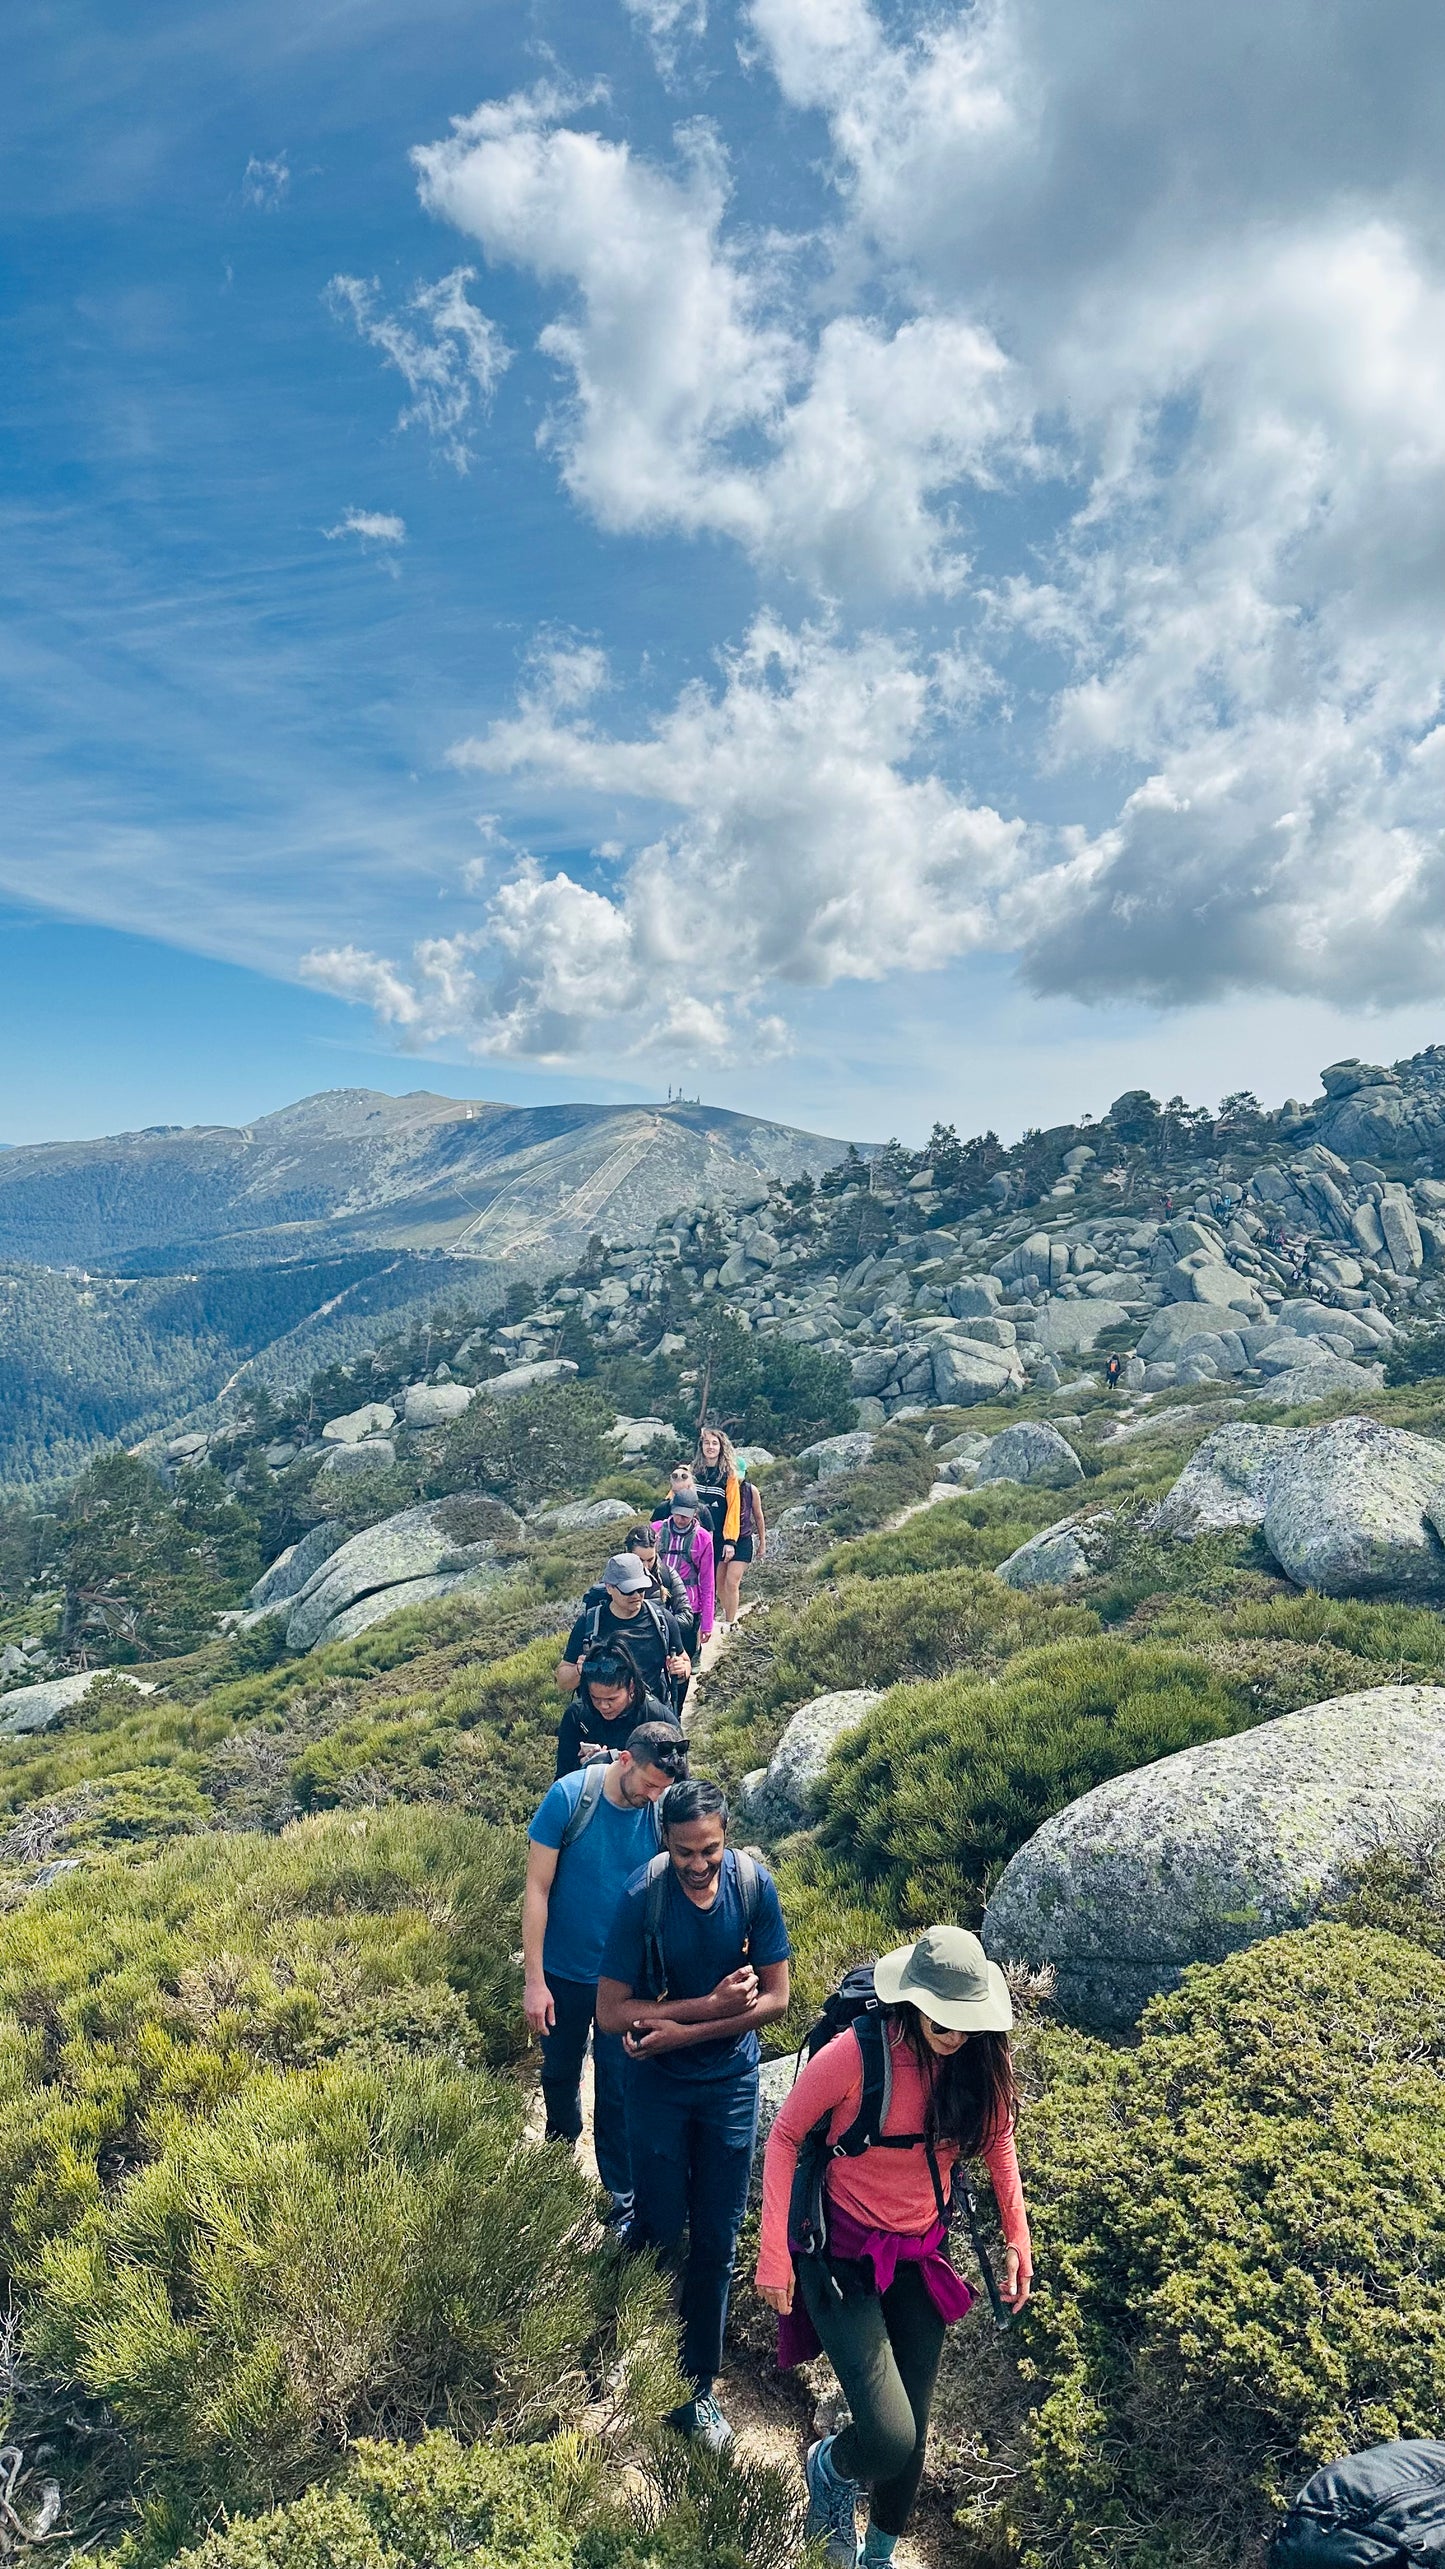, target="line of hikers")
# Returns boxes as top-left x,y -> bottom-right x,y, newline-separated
526,1680 -> 1032,2566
